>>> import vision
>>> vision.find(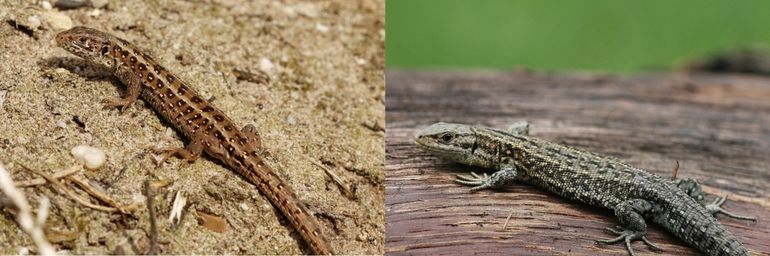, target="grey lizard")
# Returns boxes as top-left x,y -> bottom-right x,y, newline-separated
414,122 -> 755,256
